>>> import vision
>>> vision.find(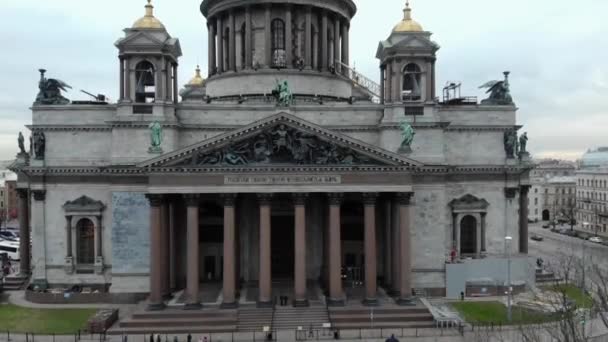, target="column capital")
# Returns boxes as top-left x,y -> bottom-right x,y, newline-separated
327,193 -> 344,205
362,193 -> 379,205
221,194 -> 237,207
257,193 -> 273,205
292,193 -> 309,206
396,192 -> 414,205
32,190 -> 46,201
16,188 -> 28,199
520,185 -> 531,195
146,194 -> 164,207
504,187 -> 518,199
183,194 -> 200,207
